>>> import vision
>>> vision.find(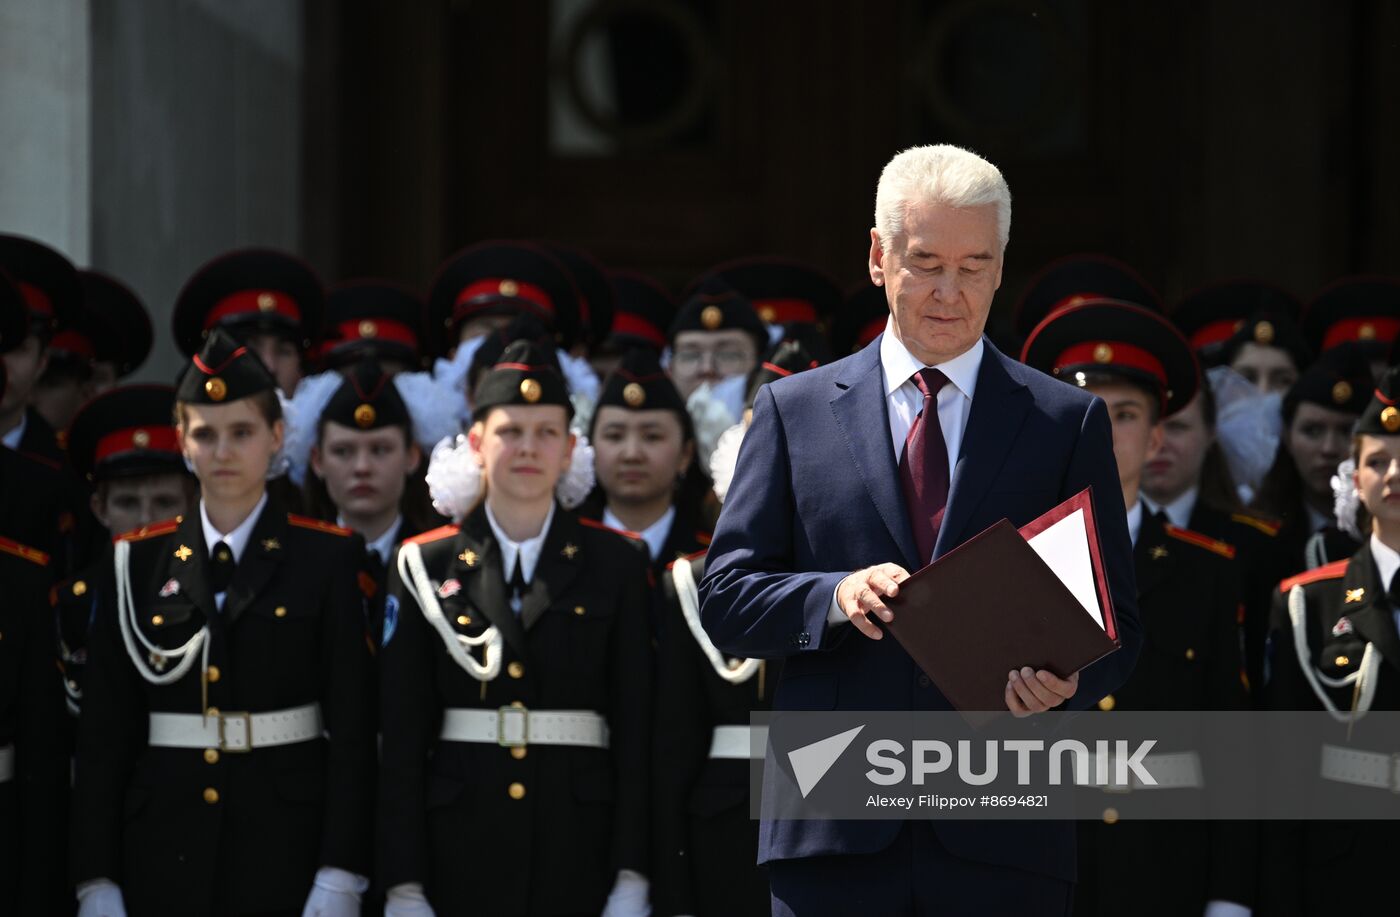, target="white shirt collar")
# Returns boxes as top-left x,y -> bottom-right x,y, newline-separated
879,318 -> 983,402
199,491 -> 270,565
339,514 -> 403,565
1371,534 -> 1400,597
1142,486 -> 1198,531
604,504 -> 675,562
485,500 -> 556,584
1,411 -> 27,451
1126,499 -> 1144,548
